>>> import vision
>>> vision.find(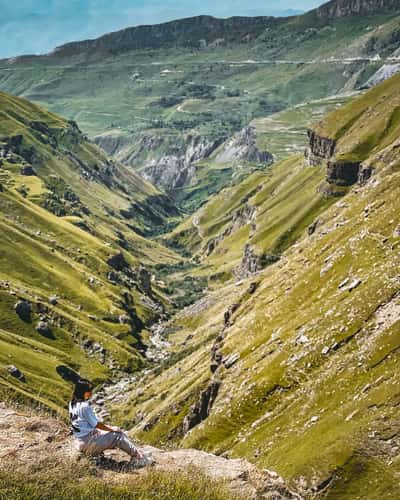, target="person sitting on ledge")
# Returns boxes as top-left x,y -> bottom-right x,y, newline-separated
69,379 -> 151,468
